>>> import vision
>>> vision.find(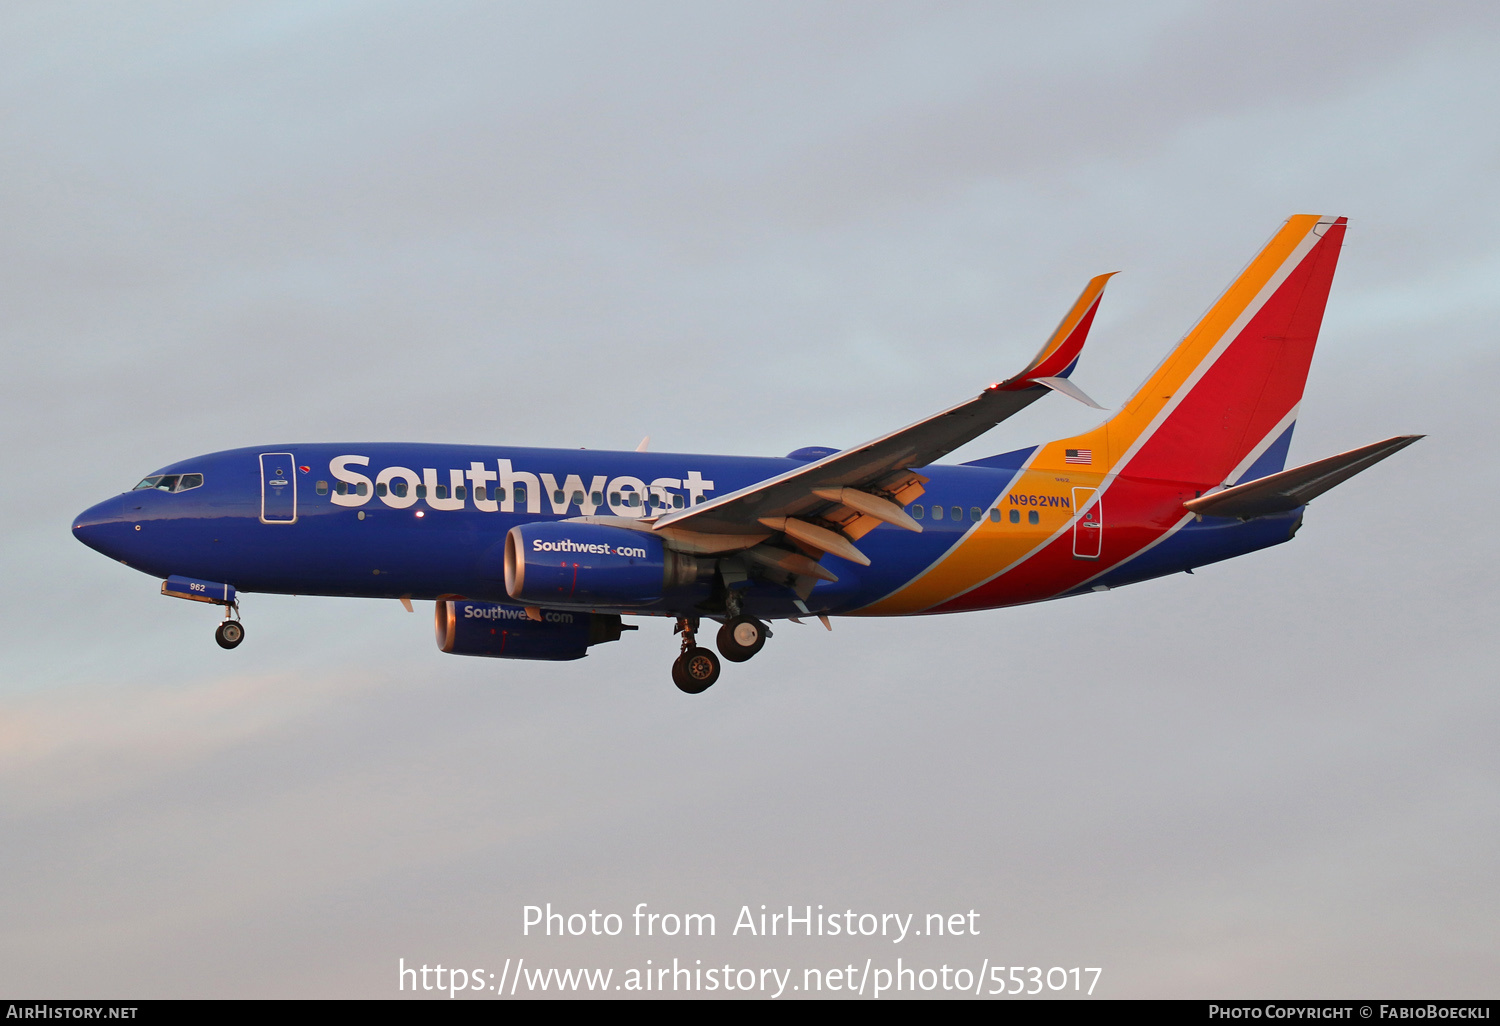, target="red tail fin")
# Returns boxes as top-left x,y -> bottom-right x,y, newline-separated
1044,215 -> 1346,486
